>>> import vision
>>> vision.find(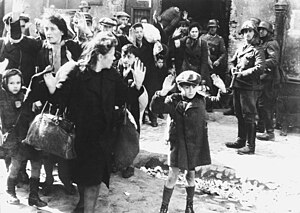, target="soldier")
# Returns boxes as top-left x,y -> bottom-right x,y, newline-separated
201,19 -> 227,81
201,19 -> 227,111
78,0 -> 91,13
256,21 -> 280,141
225,20 -> 265,155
